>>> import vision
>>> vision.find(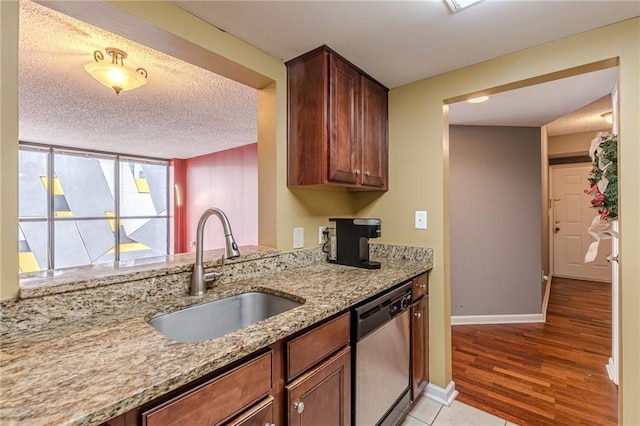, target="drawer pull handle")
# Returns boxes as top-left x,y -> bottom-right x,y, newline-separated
414,312 -> 422,319
416,284 -> 426,289
265,423 -> 275,426
294,401 -> 305,414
